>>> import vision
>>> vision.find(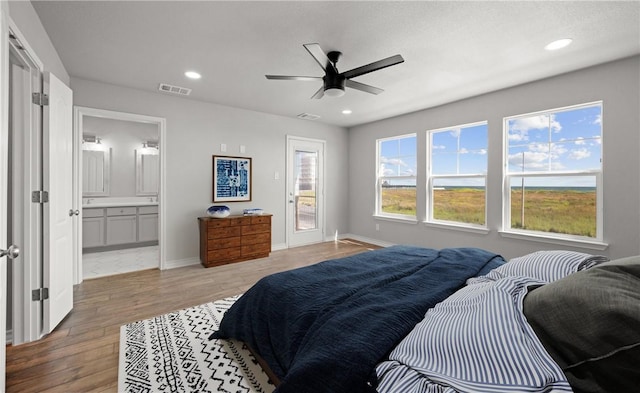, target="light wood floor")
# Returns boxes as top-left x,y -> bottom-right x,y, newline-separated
5,239 -> 379,393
